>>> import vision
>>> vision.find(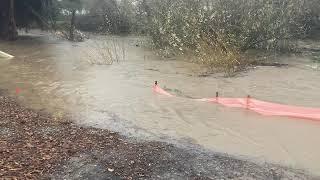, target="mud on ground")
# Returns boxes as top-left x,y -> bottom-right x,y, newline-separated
0,91 -> 316,179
